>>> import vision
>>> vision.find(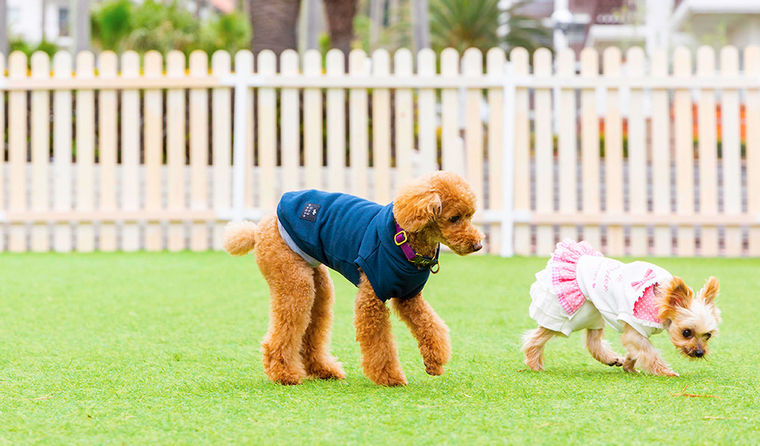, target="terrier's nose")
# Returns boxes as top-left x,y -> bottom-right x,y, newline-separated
694,349 -> 704,358
473,242 -> 482,252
